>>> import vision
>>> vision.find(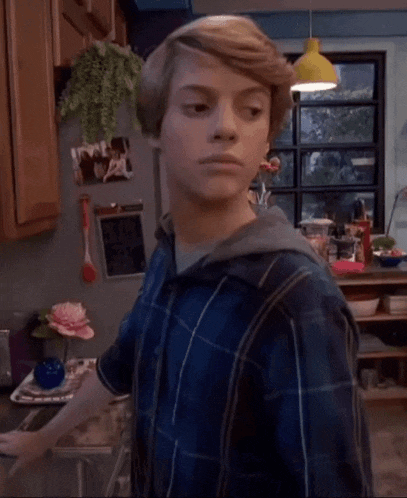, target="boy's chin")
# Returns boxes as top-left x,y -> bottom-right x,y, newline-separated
188,186 -> 248,206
